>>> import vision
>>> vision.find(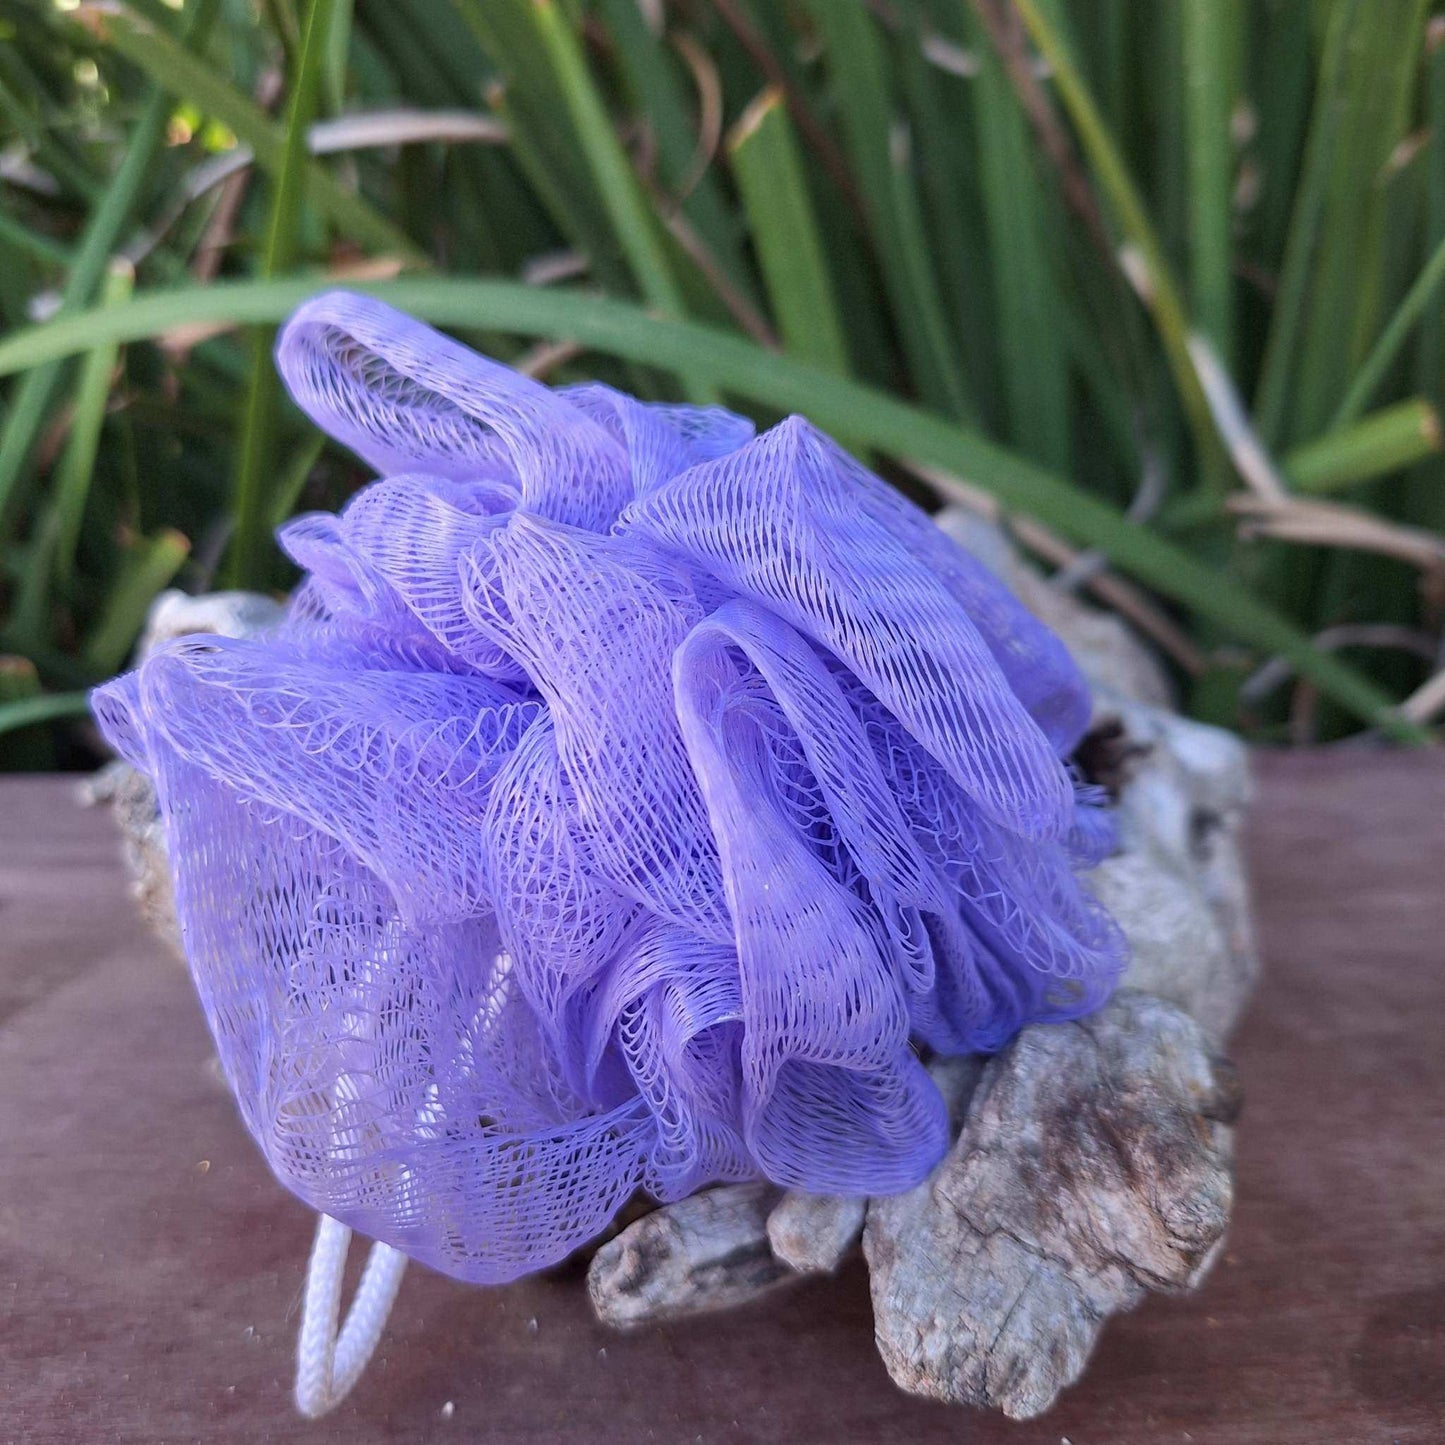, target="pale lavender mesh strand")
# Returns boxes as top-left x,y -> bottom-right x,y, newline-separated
90,291 -> 1125,1285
